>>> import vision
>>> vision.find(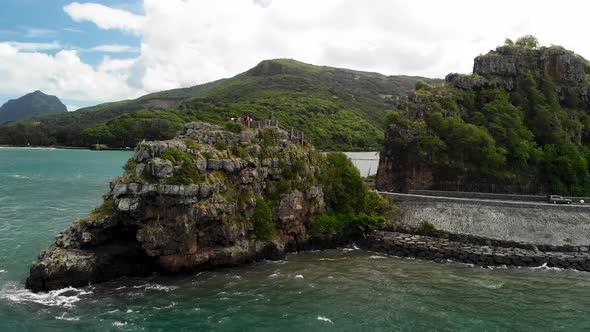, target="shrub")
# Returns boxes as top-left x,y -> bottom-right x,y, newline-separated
419,221 -> 435,231
78,198 -> 113,224
415,80 -> 431,91
349,213 -> 387,234
310,213 -> 346,235
160,148 -> 203,185
230,145 -> 249,158
310,212 -> 387,235
215,142 -> 228,151
258,128 -> 277,147
224,121 -> 243,134
254,199 -> 274,240
123,157 -> 136,173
